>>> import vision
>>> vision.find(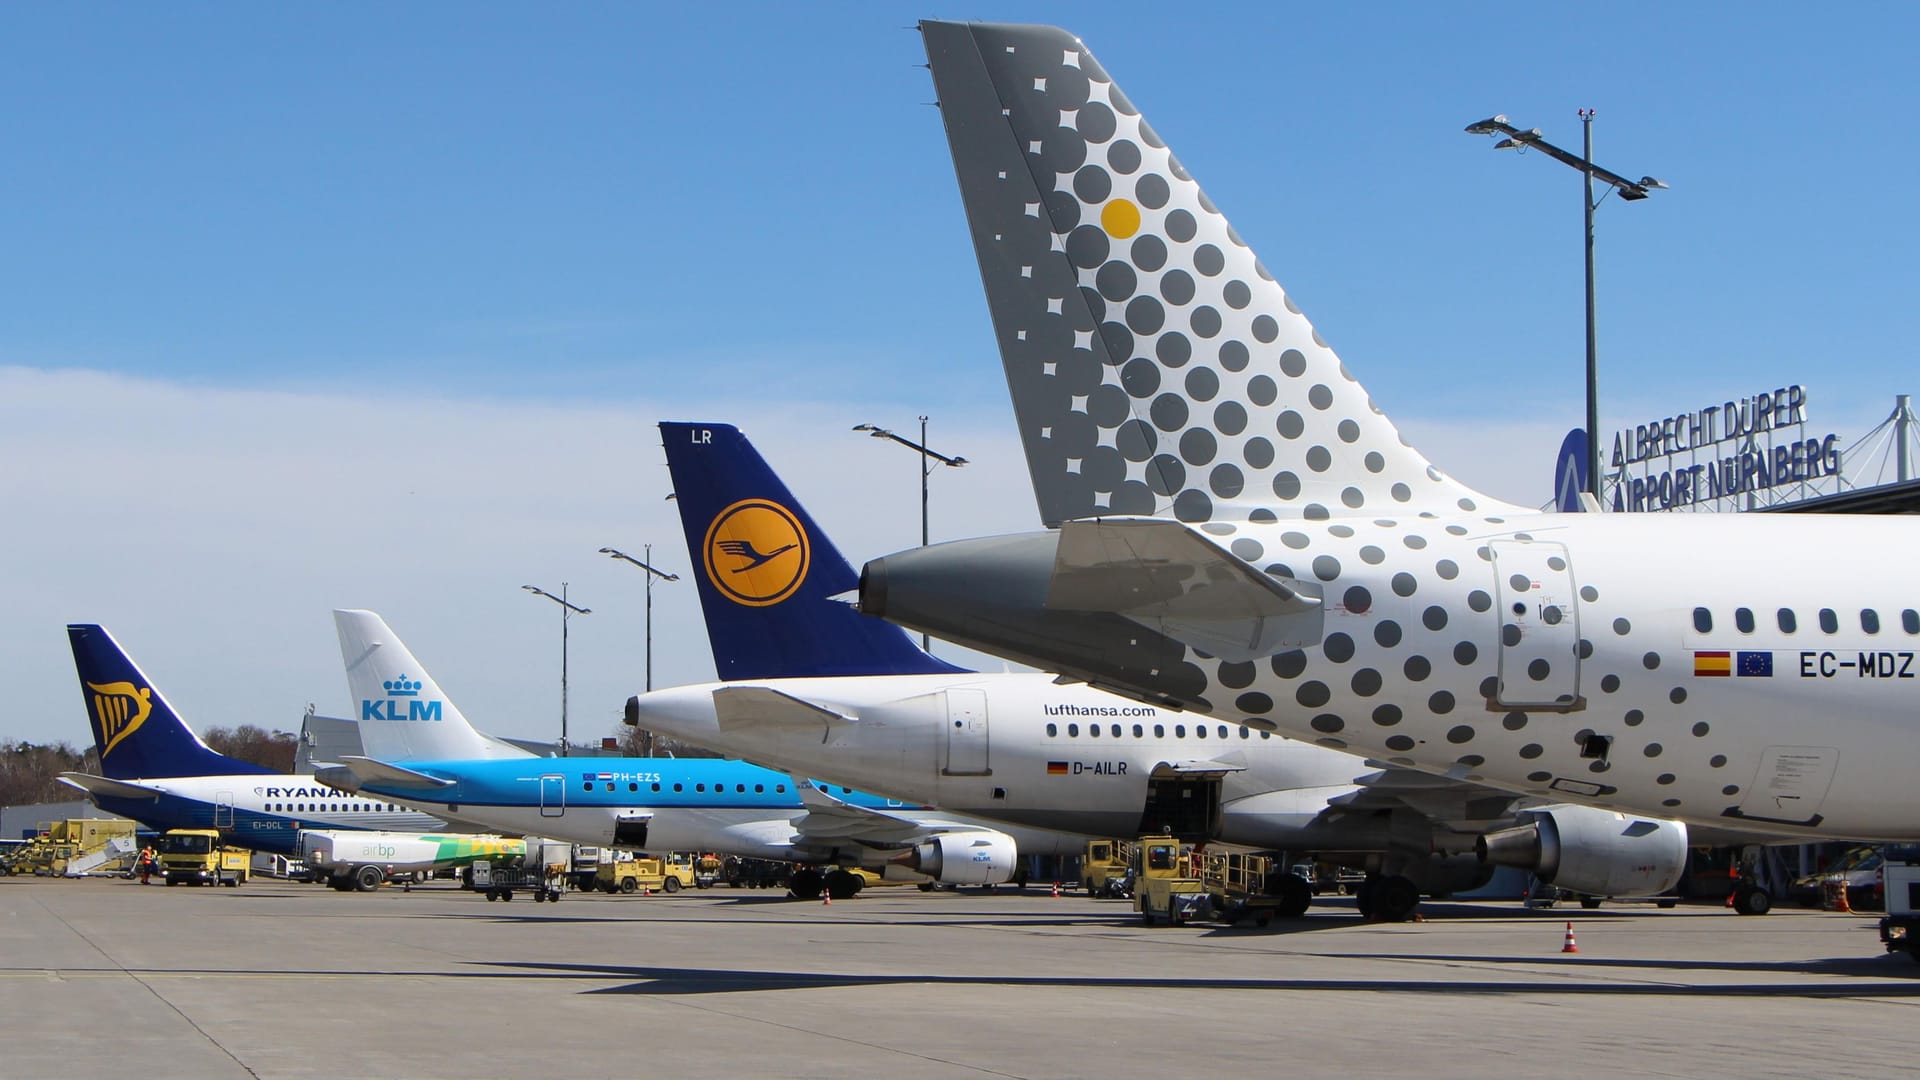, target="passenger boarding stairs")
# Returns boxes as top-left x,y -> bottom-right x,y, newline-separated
63,837 -> 137,877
